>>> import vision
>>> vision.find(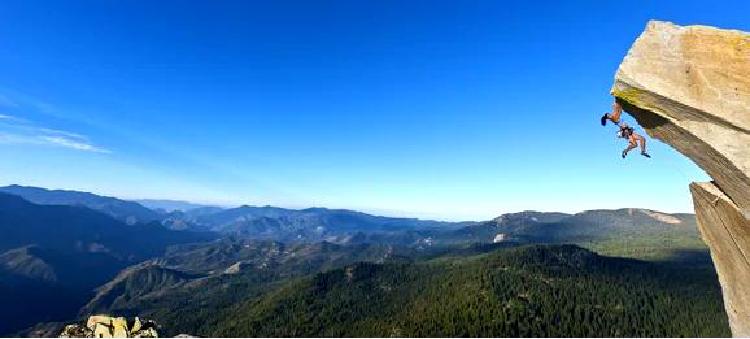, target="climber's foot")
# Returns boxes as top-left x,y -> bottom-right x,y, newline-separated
622,150 -> 628,158
641,152 -> 651,158
601,114 -> 608,126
